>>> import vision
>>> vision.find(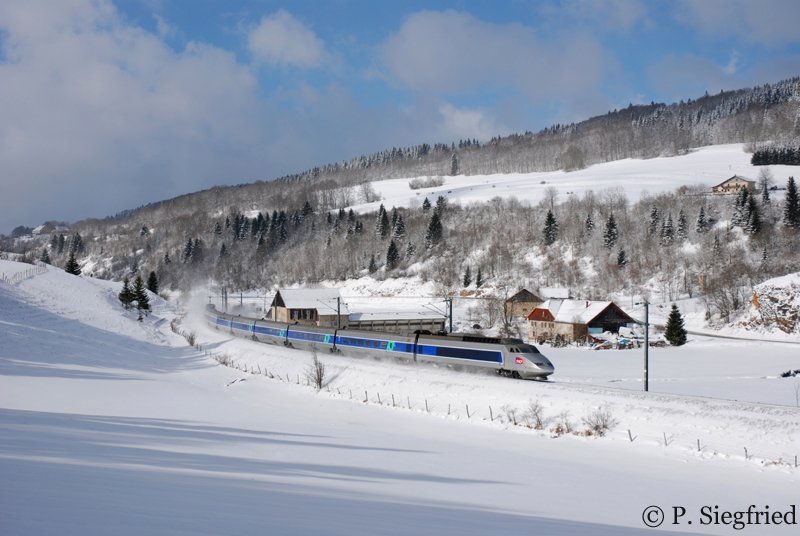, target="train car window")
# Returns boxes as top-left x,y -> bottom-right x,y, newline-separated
379,341 -> 388,350
432,345 -> 502,363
